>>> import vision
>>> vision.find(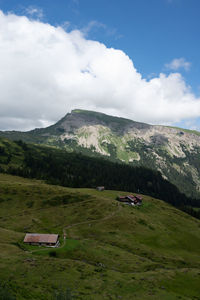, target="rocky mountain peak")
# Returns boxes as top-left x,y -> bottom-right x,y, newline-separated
54,109 -> 151,135
0,108 -> 200,198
